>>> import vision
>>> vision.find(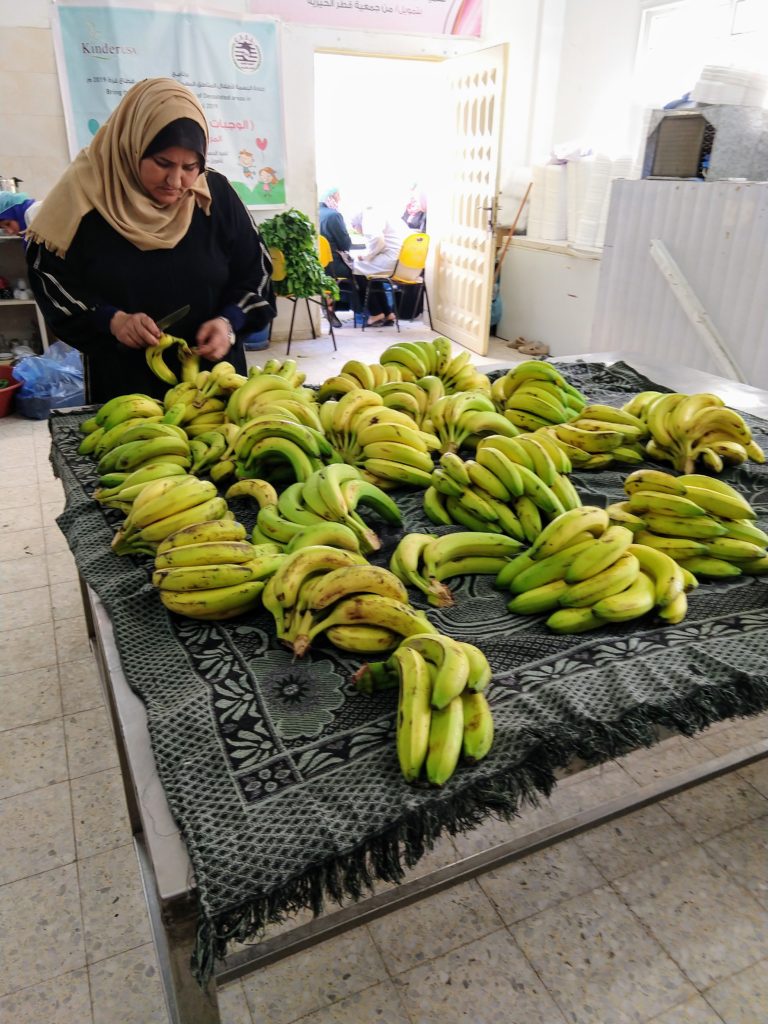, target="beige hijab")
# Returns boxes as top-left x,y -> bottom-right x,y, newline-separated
27,78 -> 211,258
